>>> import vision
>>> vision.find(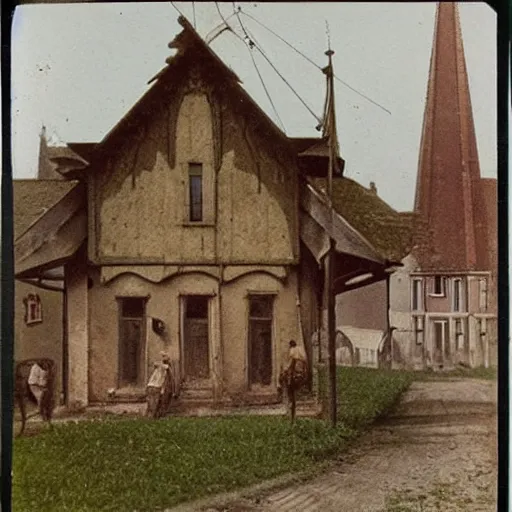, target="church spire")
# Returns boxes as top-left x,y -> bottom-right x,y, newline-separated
413,2 -> 488,271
